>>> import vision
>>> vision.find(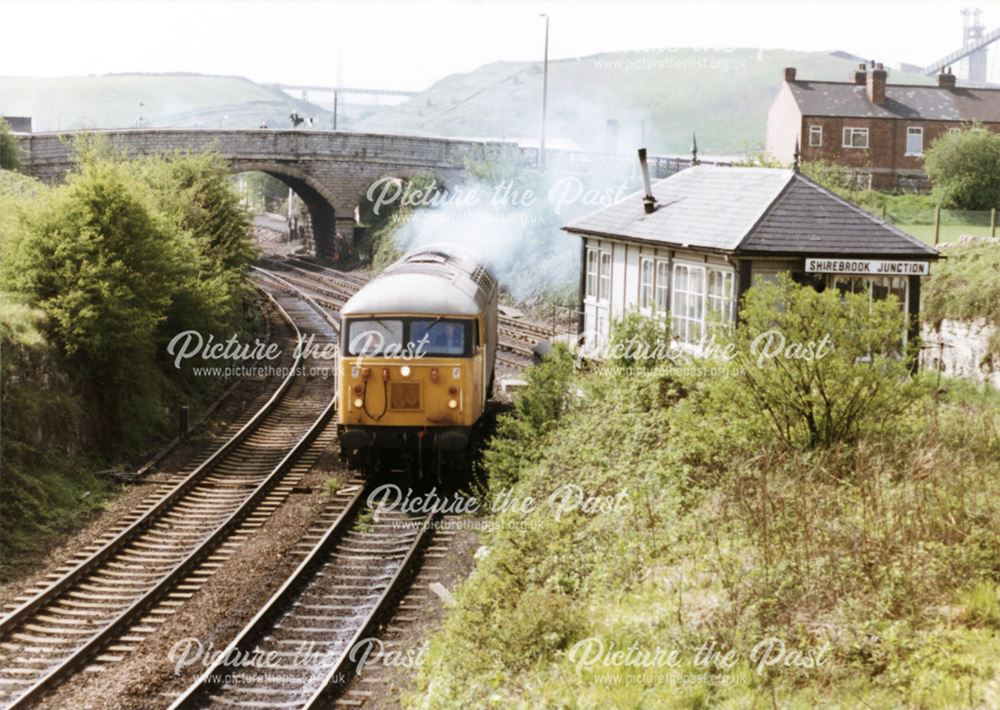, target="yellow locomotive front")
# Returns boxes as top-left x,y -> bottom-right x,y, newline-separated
336,246 -> 497,474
